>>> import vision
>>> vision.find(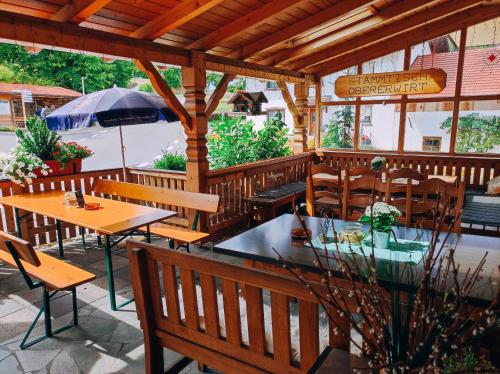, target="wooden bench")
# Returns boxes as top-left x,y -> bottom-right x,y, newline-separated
92,179 -> 220,250
0,231 -> 96,349
127,239 -> 343,374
